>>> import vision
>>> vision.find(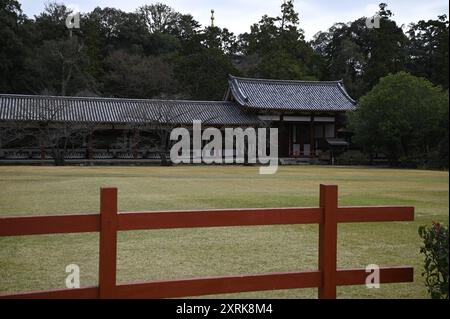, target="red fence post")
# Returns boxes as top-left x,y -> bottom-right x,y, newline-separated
318,184 -> 338,299
99,187 -> 118,299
